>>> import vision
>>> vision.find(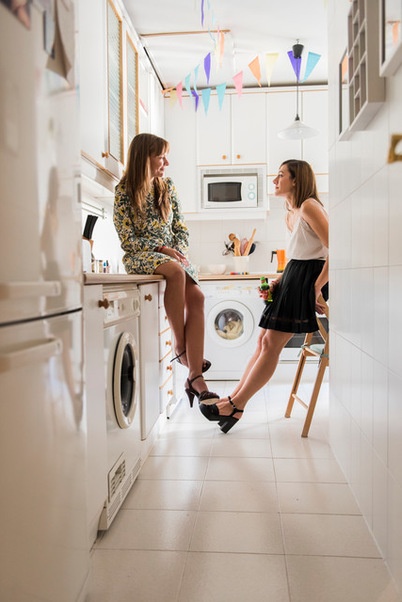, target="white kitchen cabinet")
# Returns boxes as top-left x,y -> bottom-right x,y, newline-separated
79,0 -> 107,166
139,283 -> 160,439
196,92 -> 267,166
83,285 -> 108,547
165,96 -> 198,213
157,282 -> 174,413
